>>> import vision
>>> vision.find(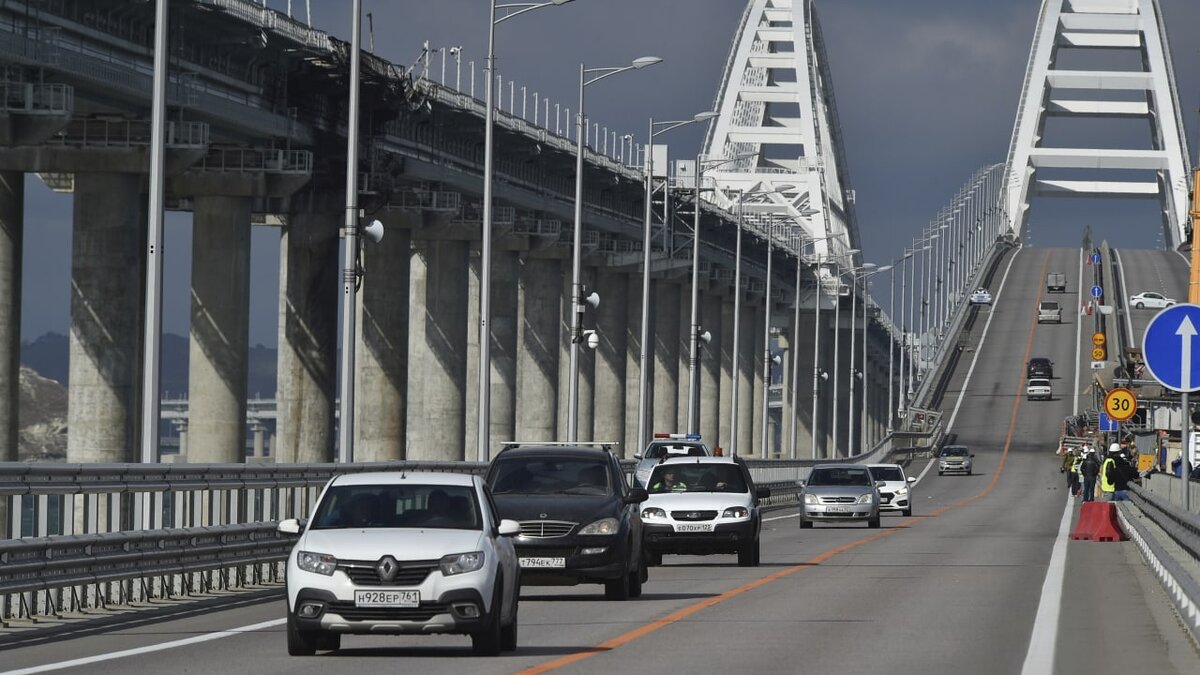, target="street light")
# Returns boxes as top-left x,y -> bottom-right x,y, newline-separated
887,251 -> 913,432
809,246 -> 858,459
842,263 -> 876,455
786,226 -> 827,459
568,55 -> 662,441
849,265 -> 890,451
477,0 -> 574,462
635,111 -> 717,454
